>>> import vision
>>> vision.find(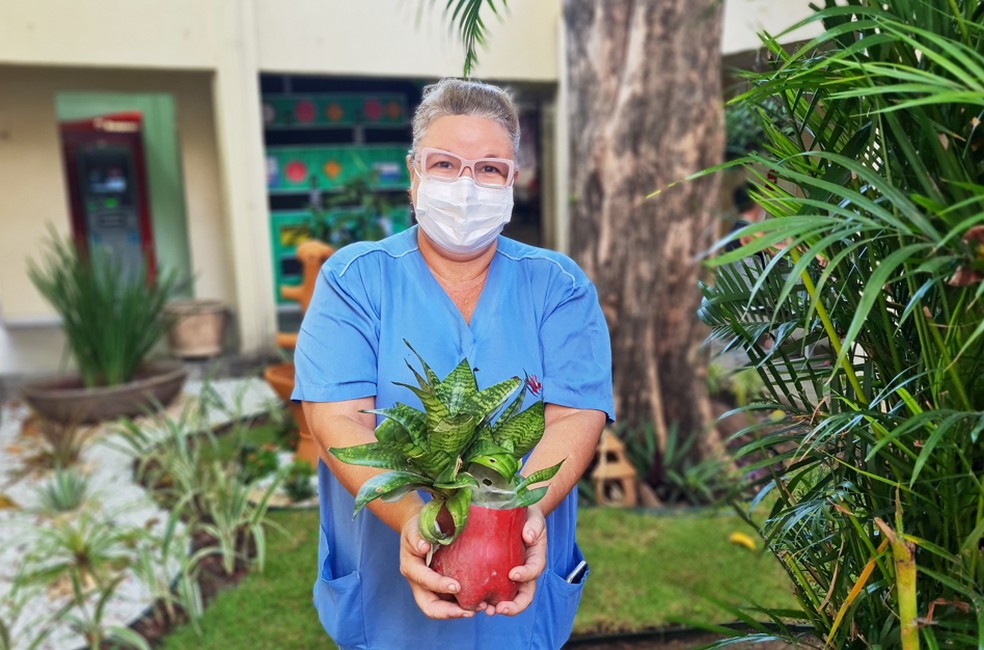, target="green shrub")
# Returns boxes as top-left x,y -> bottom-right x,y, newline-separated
701,1 -> 984,646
